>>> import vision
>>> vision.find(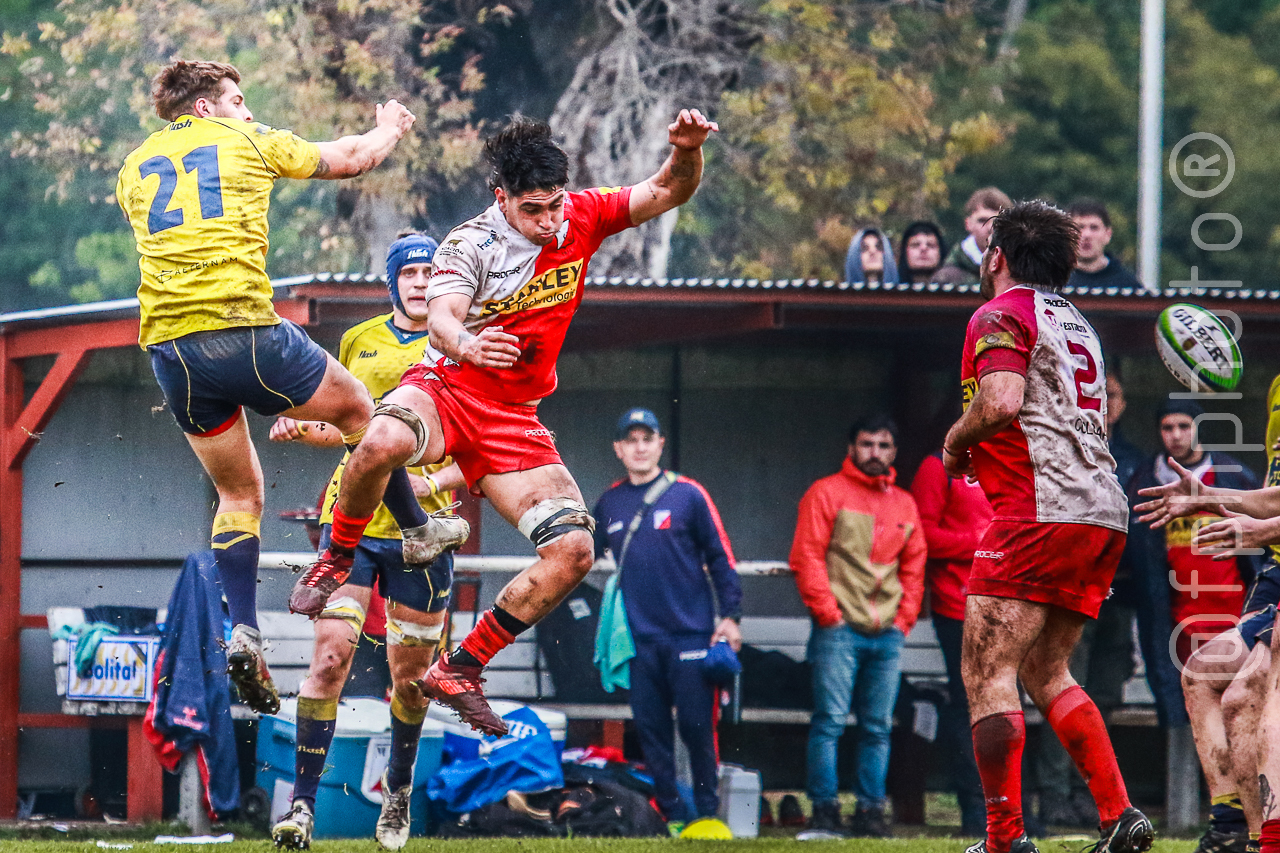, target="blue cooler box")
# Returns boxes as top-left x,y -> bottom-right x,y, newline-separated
428,699 -> 566,763
257,697 -> 445,838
